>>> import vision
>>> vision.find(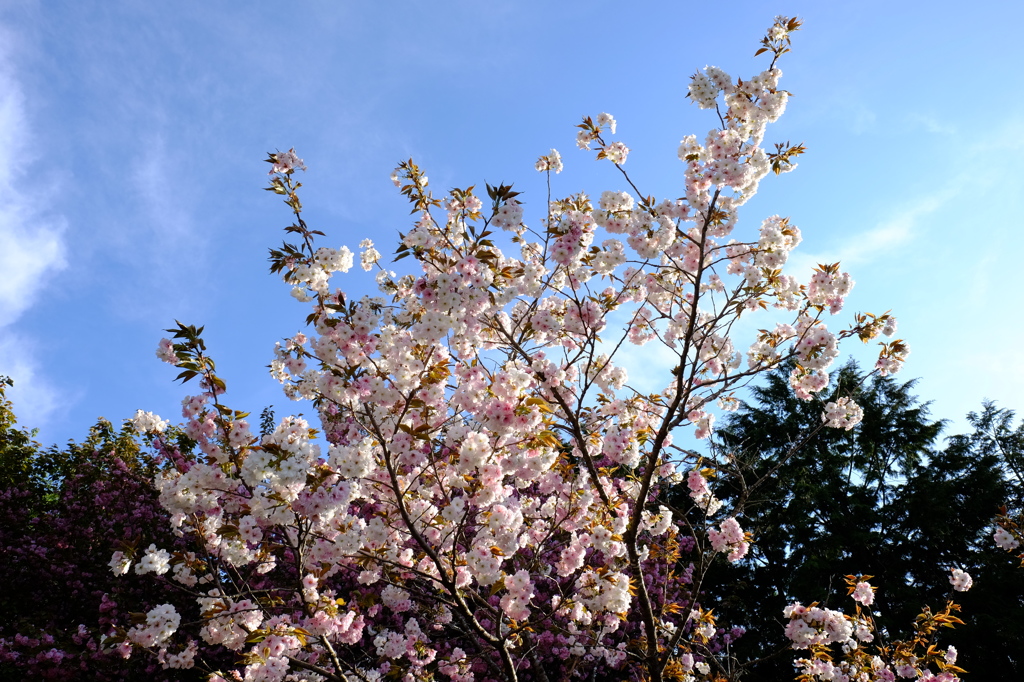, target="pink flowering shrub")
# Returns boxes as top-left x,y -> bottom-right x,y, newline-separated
115,17 -> 930,682
0,379 -> 225,680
